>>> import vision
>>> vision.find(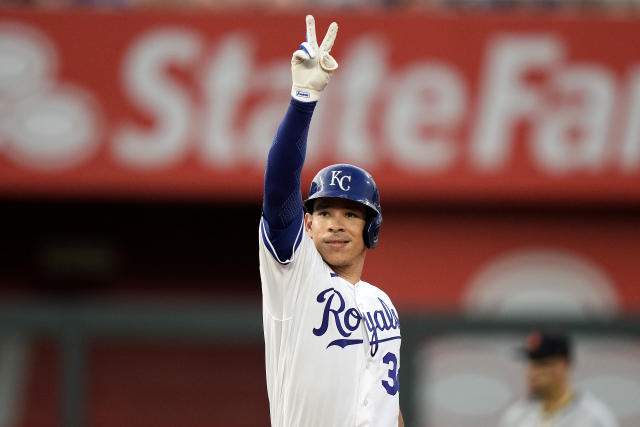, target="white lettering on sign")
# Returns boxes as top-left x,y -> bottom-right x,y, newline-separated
532,65 -> 614,174
335,38 -> 386,167
471,36 -> 561,171
199,34 -> 248,167
621,67 -> 640,172
2,22 -> 640,179
113,28 -> 202,168
385,62 -> 464,171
